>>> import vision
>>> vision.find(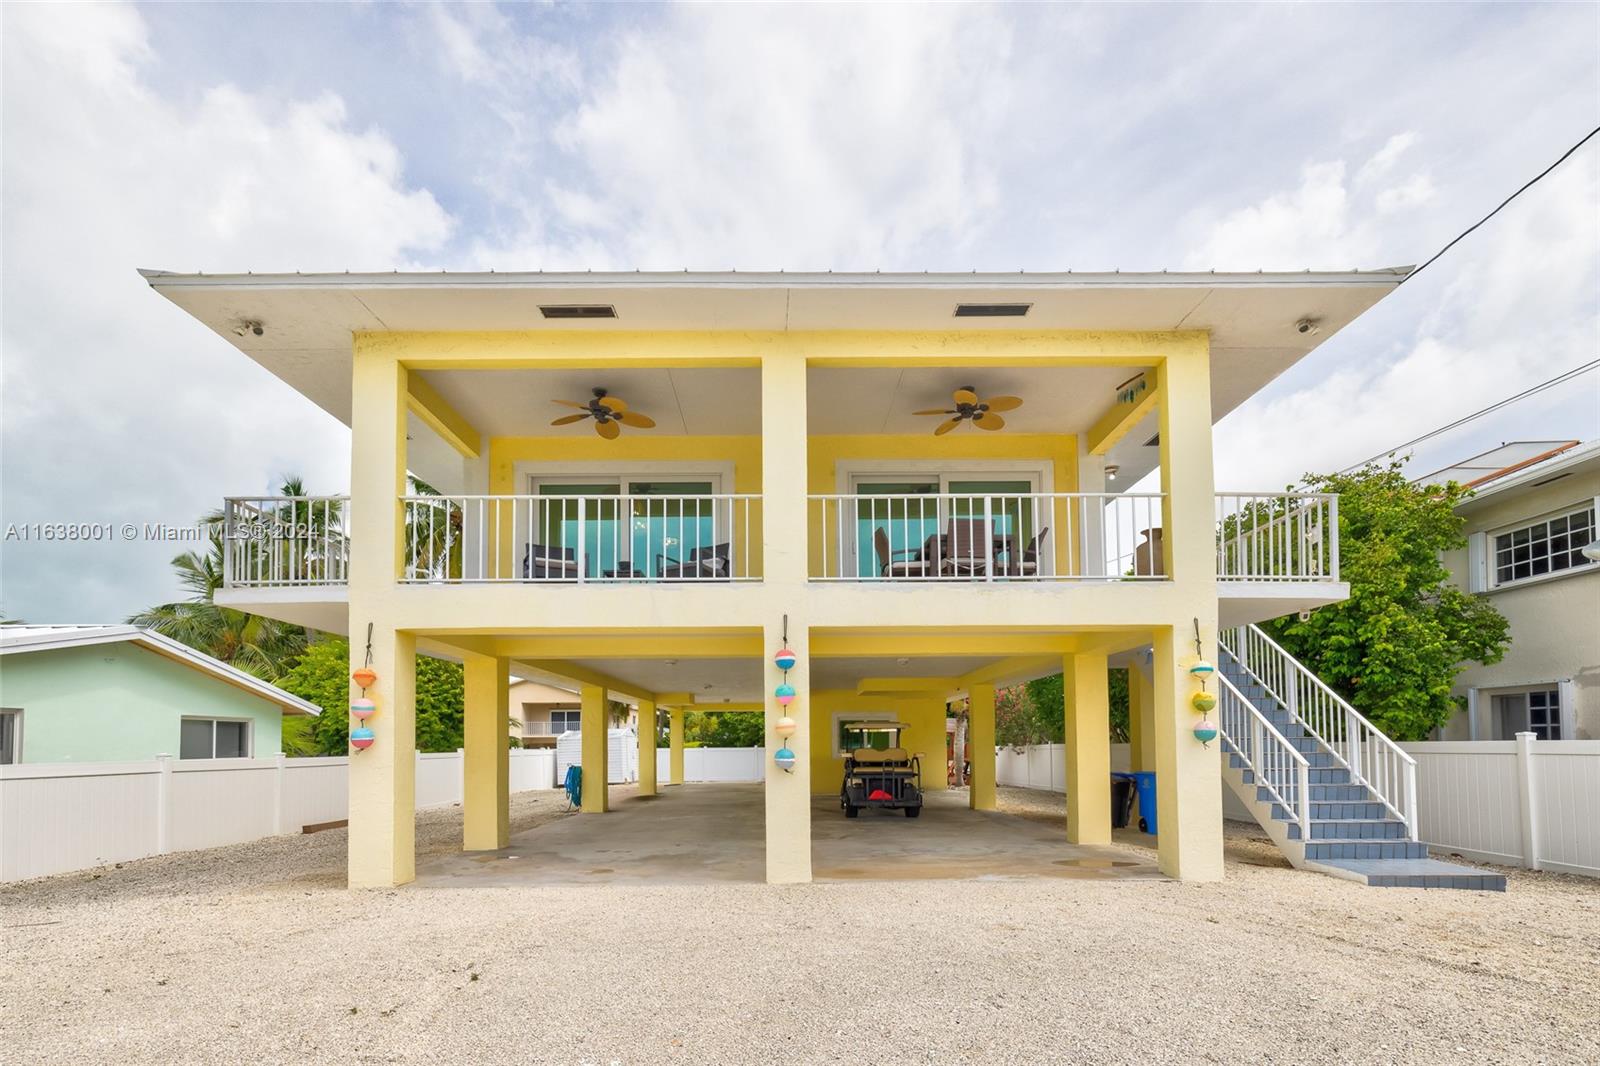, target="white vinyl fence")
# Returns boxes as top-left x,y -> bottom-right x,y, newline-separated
993,737 -> 1600,878
0,748 -> 556,883
1402,736 -> 1599,877
655,746 -> 766,782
